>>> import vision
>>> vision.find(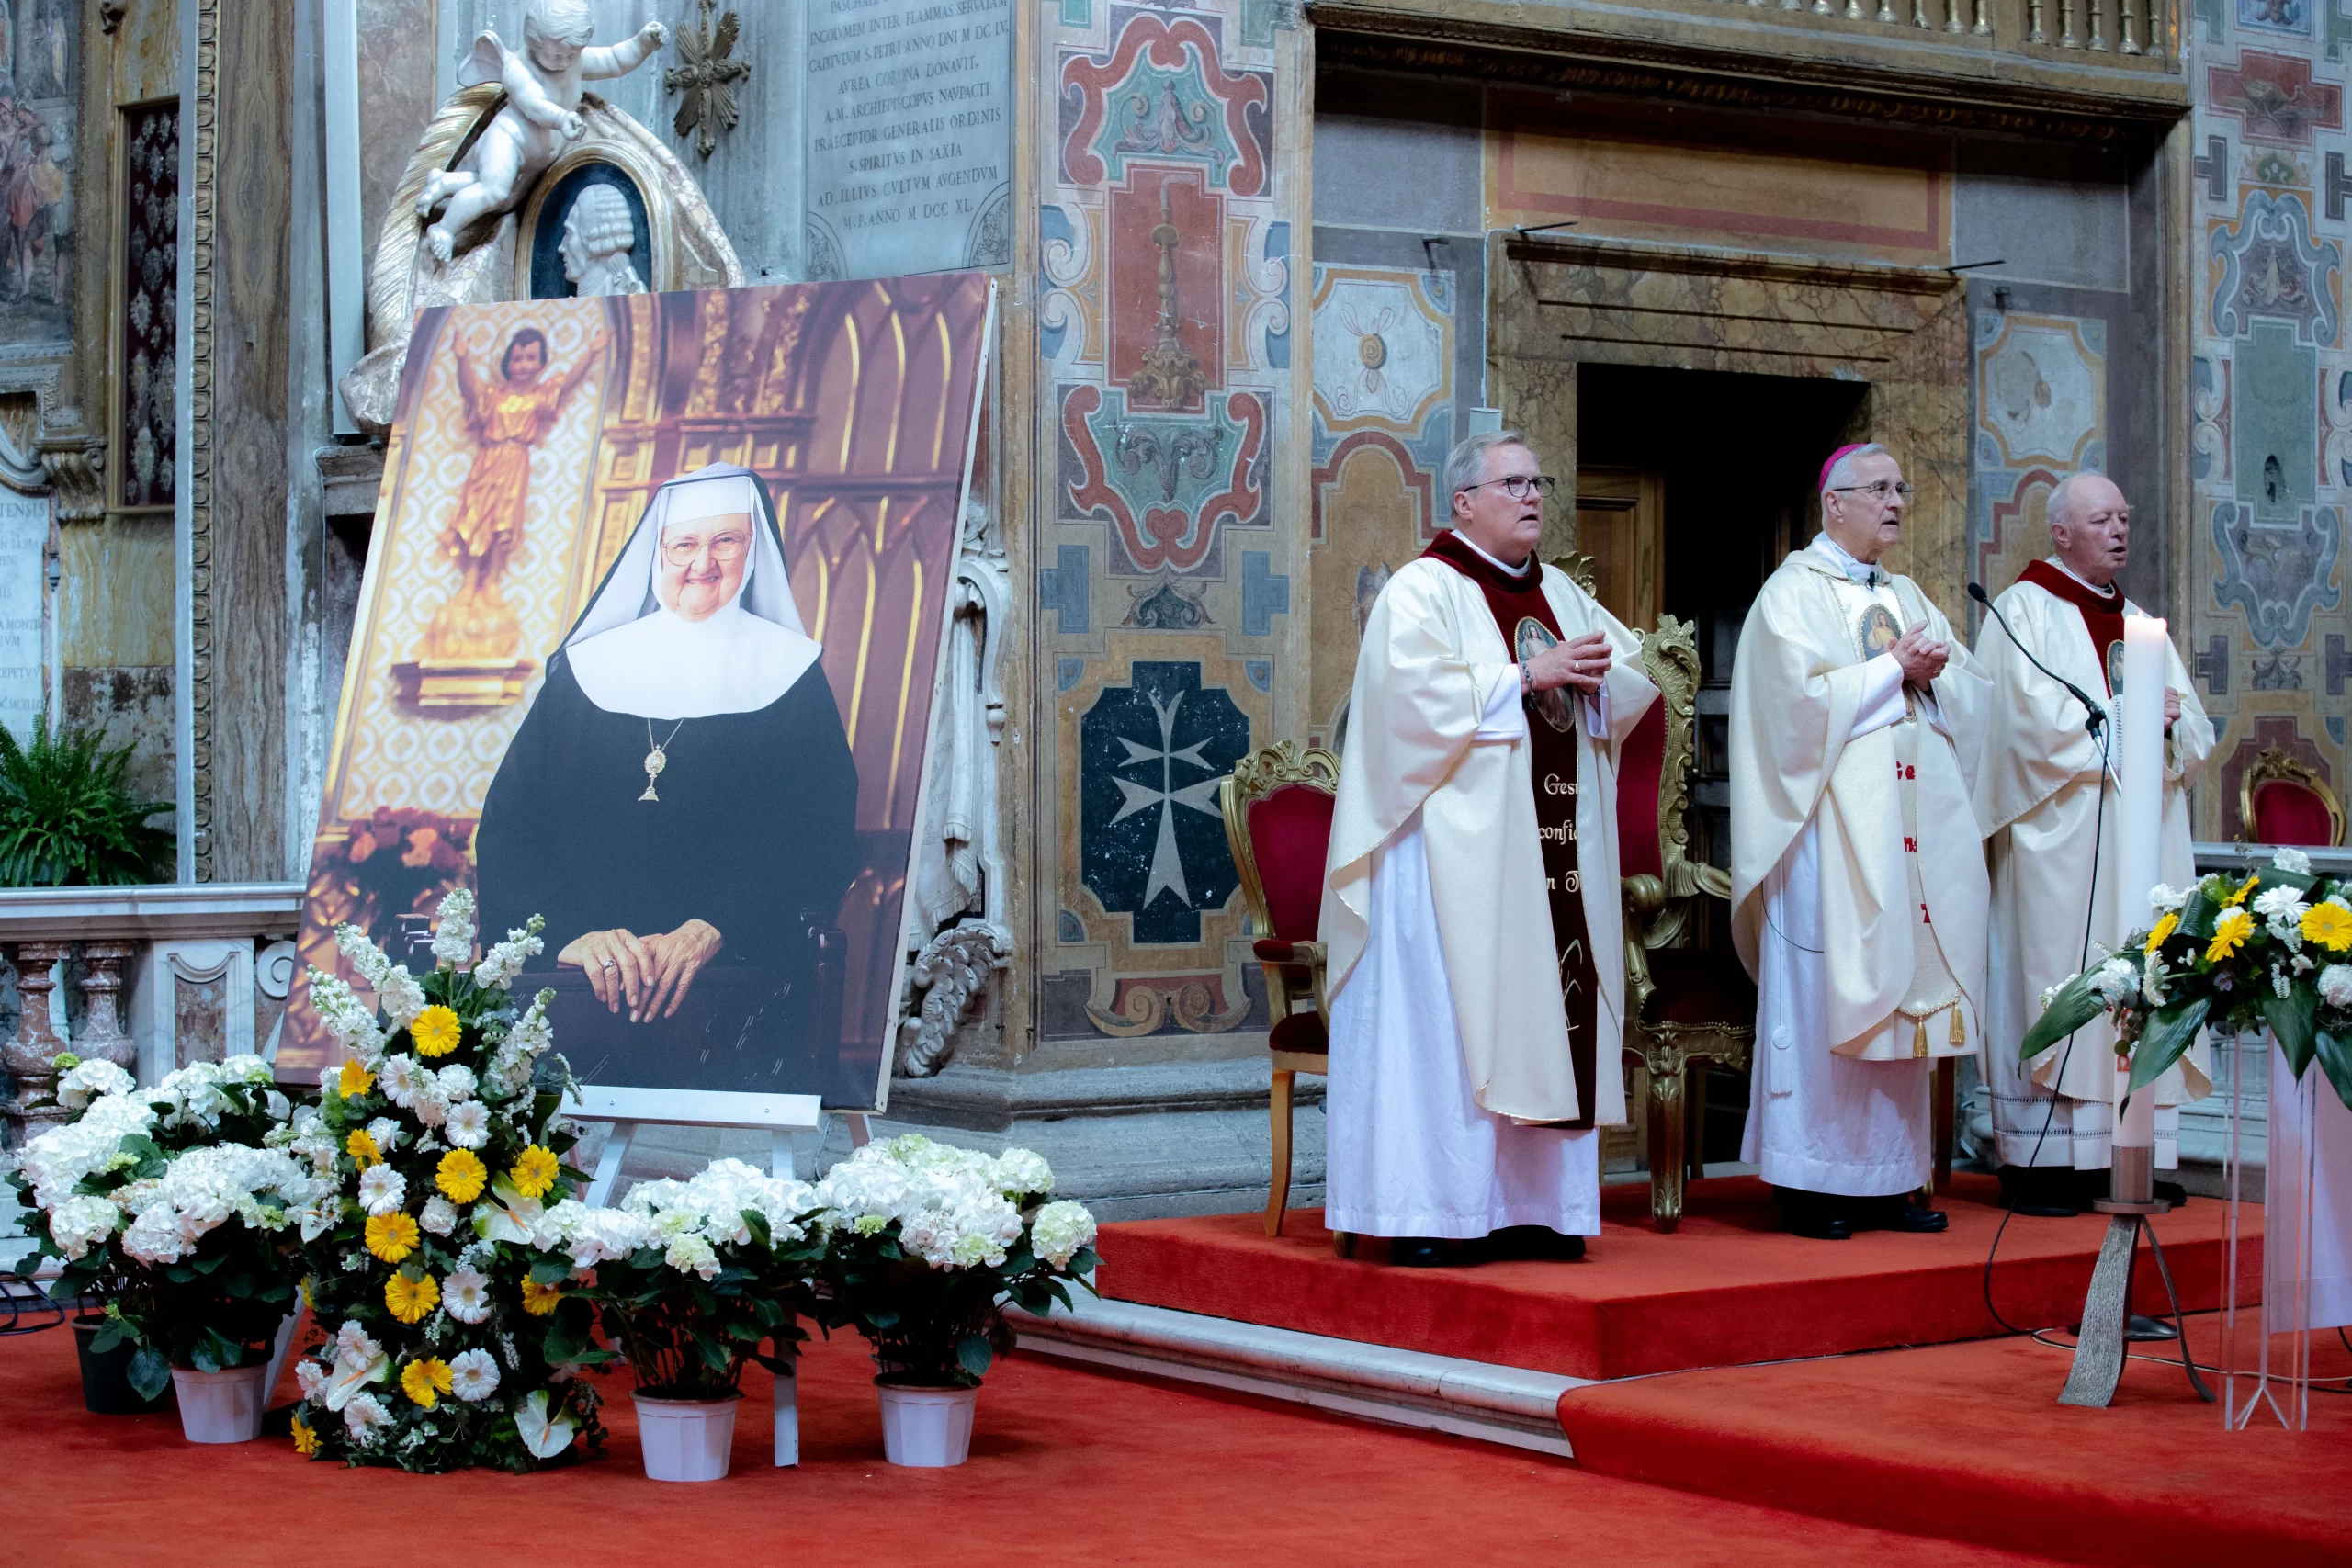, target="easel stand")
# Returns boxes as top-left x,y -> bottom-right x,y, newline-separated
560,1086 -> 873,1465
2058,1144 -> 2212,1407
